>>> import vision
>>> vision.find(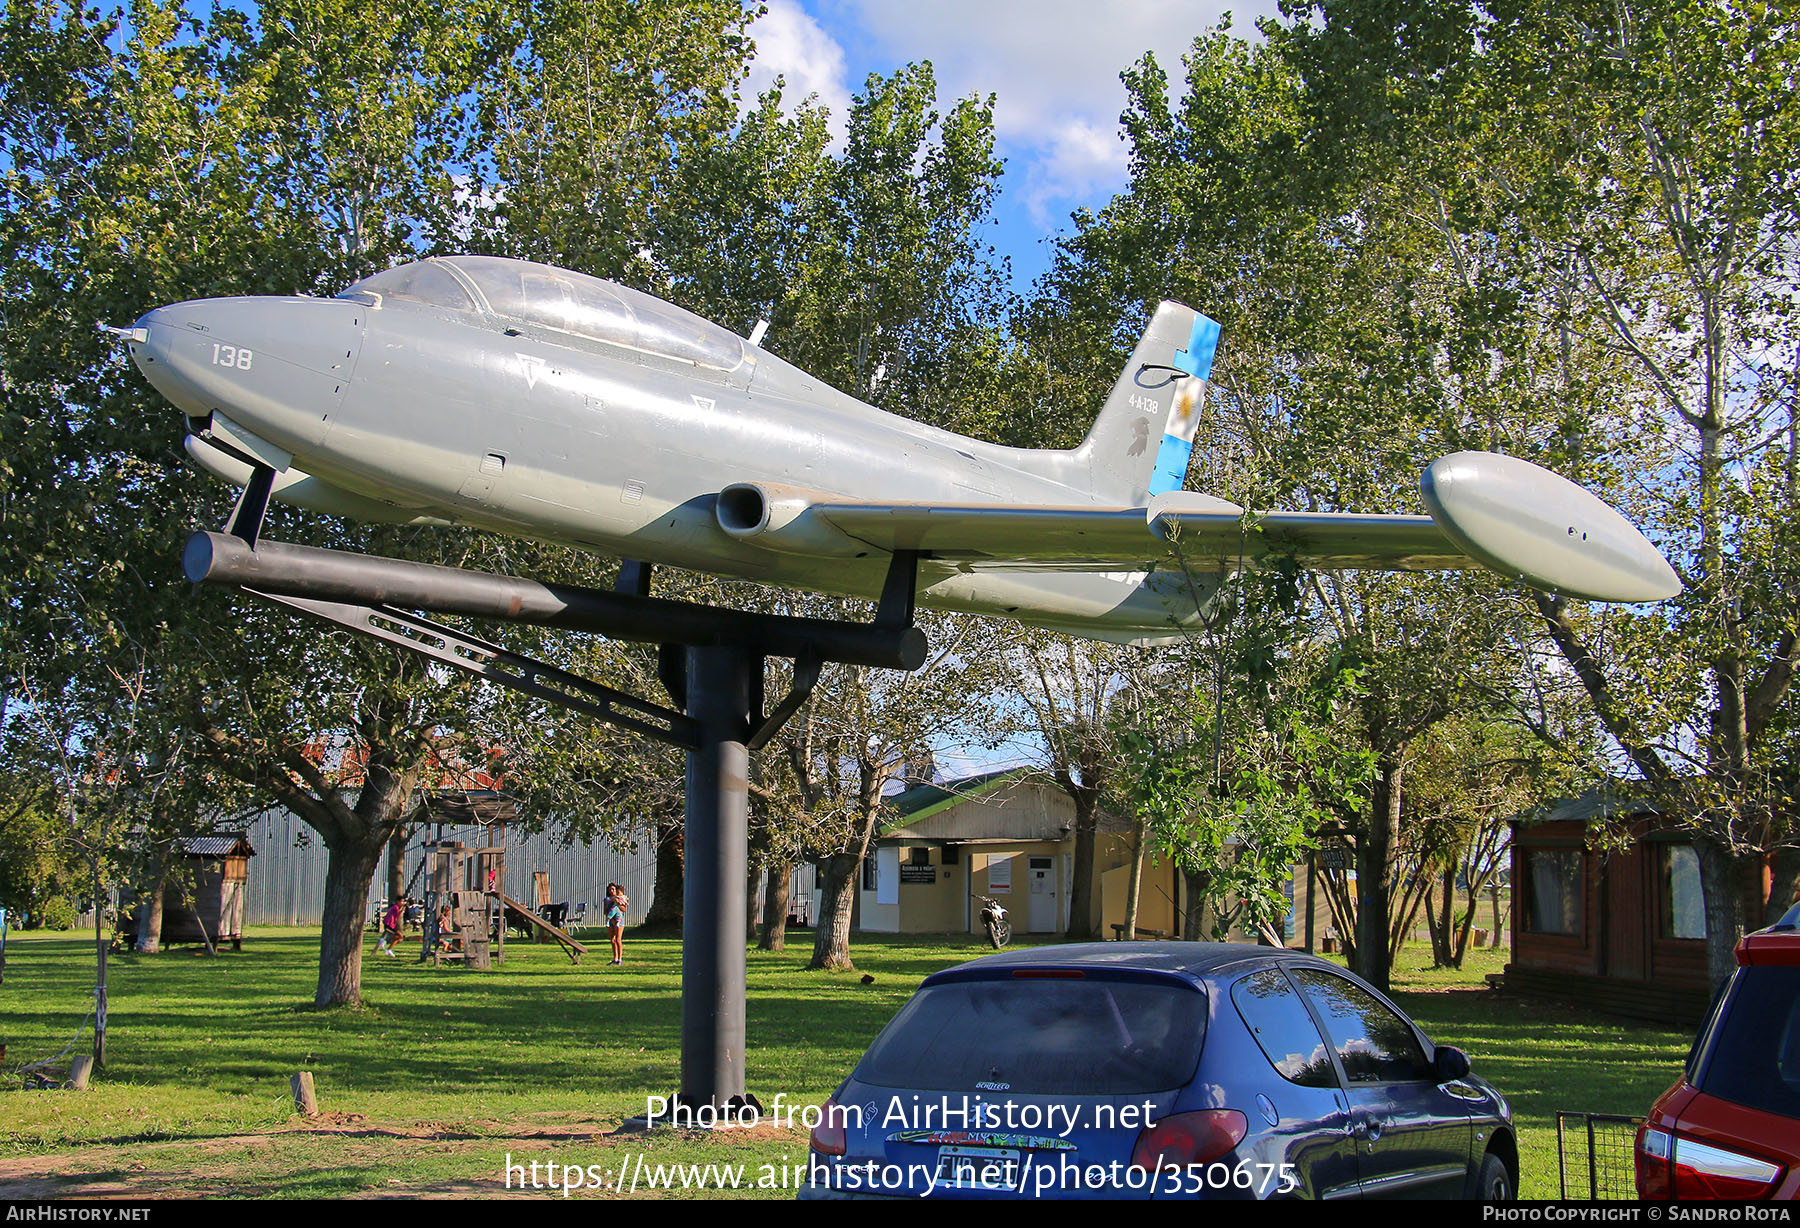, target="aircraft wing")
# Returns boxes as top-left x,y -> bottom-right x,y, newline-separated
717,451 -> 1681,603
802,499 -> 1470,572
